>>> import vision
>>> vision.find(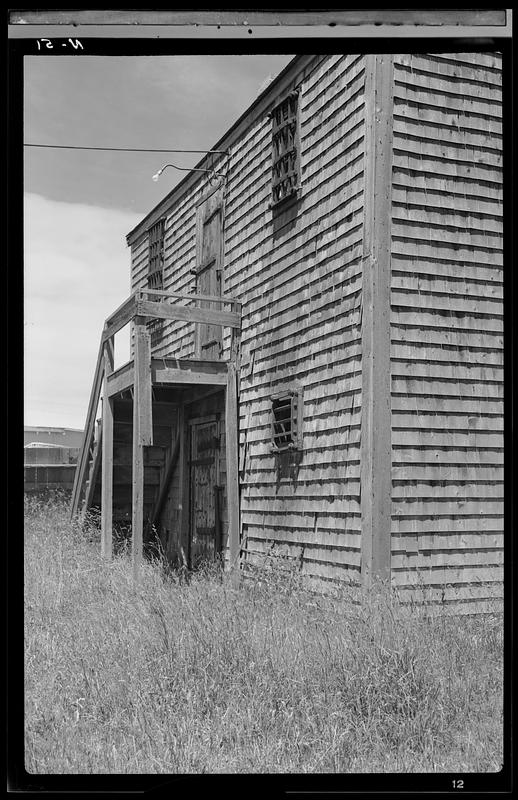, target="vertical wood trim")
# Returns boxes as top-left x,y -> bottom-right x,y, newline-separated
194,187 -> 224,359
178,403 -> 190,567
101,338 -> 114,560
225,360 -> 240,577
132,320 -> 146,581
360,54 -> 394,589
135,325 -> 153,446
